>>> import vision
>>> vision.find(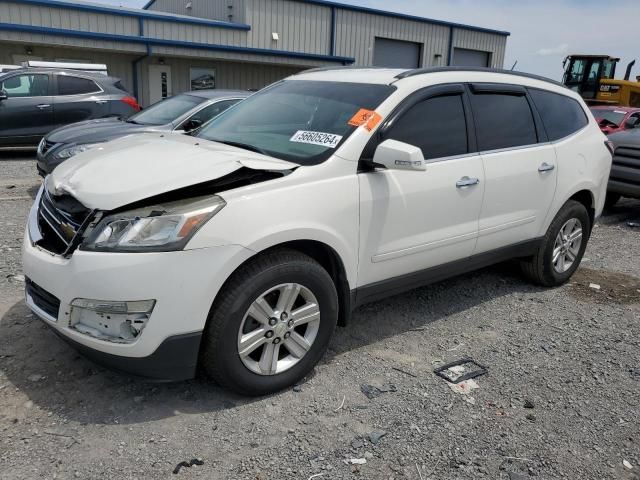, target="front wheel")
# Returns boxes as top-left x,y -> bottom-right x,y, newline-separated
521,200 -> 591,287
200,249 -> 338,396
